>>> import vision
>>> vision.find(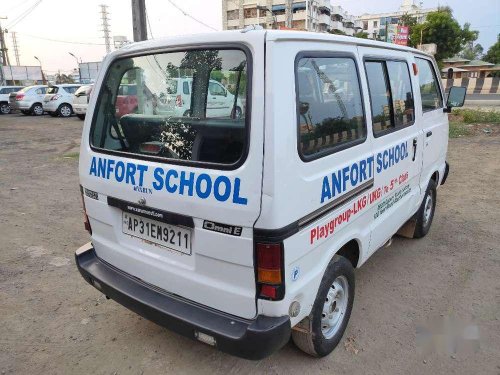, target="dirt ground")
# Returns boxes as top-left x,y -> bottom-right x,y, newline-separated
0,113 -> 499,375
